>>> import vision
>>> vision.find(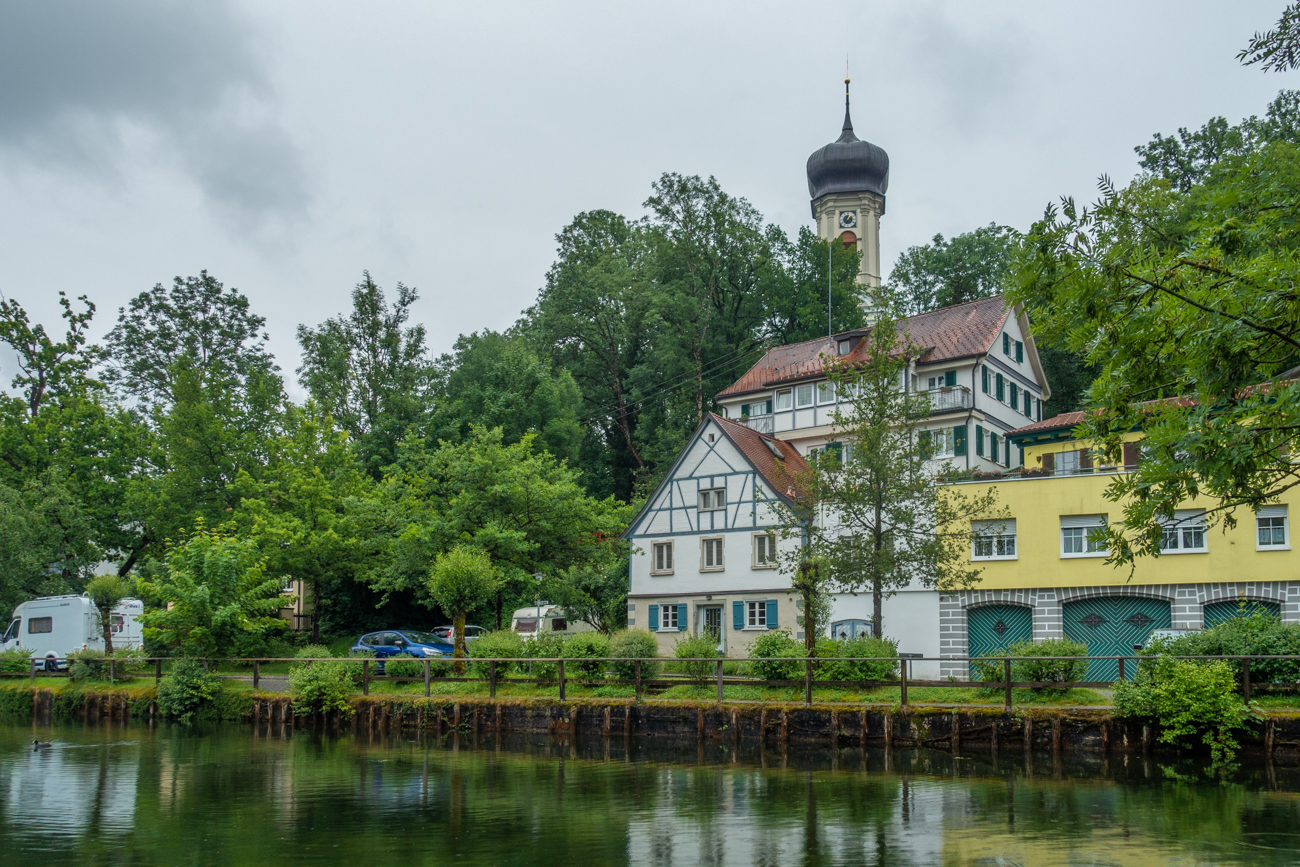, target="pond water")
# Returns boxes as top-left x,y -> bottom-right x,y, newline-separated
3,720 -> 1300,866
